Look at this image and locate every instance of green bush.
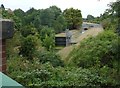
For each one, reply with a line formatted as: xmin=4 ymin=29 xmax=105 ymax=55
xmin=19 ymin=35 xmax=38 ymax=59
xmin=101 ymin=18 xmax=111 ymax=30
xmin=20 ymin=25 xmax=37 ymax=37
xmin=6 ymin=31 xmax=21 ymax=58
xmin=36 ymin=51 xmax=64 ymax=67
xmin=13 ymin=65 xmax=119 ymax=87
xmin=40 ymin=26 xmax=55 ymax=51
xmin=7 ymin=55 xmax=119 ymax=87
xmin=67 ymin=30 xmax=119 ymax=68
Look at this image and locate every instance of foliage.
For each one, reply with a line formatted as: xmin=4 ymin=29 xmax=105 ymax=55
xmin=40 ymin=26 xmax=55 ymax=51
xmin=67 ymin=30 xmax=119 ymax=68
xmin=40 ymin=6 xmax=61 ymax=27
xmin=36 ymin=51 xmax=64 ymax=67
xmin=87 ymin=14 xmax=95 ymax=21
xmin=100 ymin=13 xmax=117 ymax=31
xmin=94 ymin=0 xmax=120 ymax=33
xmin=114 ymin=0 xmax=120 ymax=35
xmin=14 ymin=9 xmax=25 ymax=19
xmin=13 ymin=6 xmax=66 ymax=33
xmin=42 ymin=35 xmax=55 ymax=51
xmin=6 ymin=31 xmax=21 ymax=58
xmin=20 ymin=25 xmax=37 ymax=37
xmin=19 ymin=35 xmax=38 ymax=59
xmin=3 ymin=2 xmax=120 ymax=88
xmin=52 ymin=15 xmax=67 ymax=33
xmin=7 ymin=61 xmax=120 ymax=87
xmin=100 ymin=18 xmax=109 ymax=29
xmin=63 ymin=8 xmax=82 ymax=29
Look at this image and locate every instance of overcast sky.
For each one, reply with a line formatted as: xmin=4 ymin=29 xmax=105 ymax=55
xmin=0 ymin=0 xmax=116 ymax=18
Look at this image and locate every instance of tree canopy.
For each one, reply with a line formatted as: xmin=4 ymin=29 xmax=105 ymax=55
xmin=63 ymin=8 xmax=82 ymax=29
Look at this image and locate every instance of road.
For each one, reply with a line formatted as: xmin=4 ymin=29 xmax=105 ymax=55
xmin=57 ymin=22 xmax=104 ymax=62
xmin=71 ymin=22 xmax=103 ymax=44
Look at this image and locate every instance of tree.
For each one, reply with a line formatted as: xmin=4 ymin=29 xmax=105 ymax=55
xmin=14 ymin=9 xmax=25 ymax=19
xmin=63 ymin=8 xmax=82 ymax=29
xmin=52 ymin=15 xmax=67 ymax=33
xmin=101 ymin=18 xmax=111 ymax=30
xmin=37 ymin=51 xmax=64 ymax=67
xmin=40 ymin=26 xmax=55 ymax=51
xmin=87 ymin=14 xmax=94 ymax=21
xmin=40 ymin=8 xmax=55 ymax=27
xmin=20 ymin=25 xmax=37 ymax=37
xmin=114 ymin=0 xmax=120 ymax=35
xmin=40 ymin=6 xmax=61 ymax=27
xmin=49 ymin=6 xmax=62 ymax=19
xmin=108 ymin=0 xmax=120 ymax=35
xmin=43 ymin=35 xmax=55 ymax=51
xmin=23 ymin=8 xmax=40 ymax=27
xmin=19 ymin=35 xmax=38 ymax=59
xmin=26 ymin=7 xmax=36 ymax=15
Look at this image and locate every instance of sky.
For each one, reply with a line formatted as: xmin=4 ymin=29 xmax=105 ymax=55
xmin=0 ymin=0 xmax=116 ymax=18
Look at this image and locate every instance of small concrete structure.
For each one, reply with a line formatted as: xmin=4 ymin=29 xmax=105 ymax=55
xmin=55 ymin=29 xmax=72 ymax=46
xmin=55 ymin=33 xmax=67 ymax=46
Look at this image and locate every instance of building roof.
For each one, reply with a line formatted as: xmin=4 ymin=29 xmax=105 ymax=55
xmin=0 ymin=19 xmax=12 ymax=22
xmin=55 ymin=33 xmax=66 ymax=37
xmin=0 ymin=72 xmax=24 ymax=88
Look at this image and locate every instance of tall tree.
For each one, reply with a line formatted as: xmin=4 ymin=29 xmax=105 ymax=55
xmin=40 ymin=6 xmax=62 ymax=27
xmin=19 ymin=35 xmax=38 ymax=59
xmin=14 ymin=9 xmax=25 ymax=18
xmin=87 ymin=15 xmax=94 ymax=20
xmin=63 ymin=8 xmax=82 ymax=29
xmin=52 ymin=15 xmax=67 ymax=33
xmin=49 ymin=6 xmax=62 ymax=19
xmin=108 ymin=0 xmax=120 ymax=34
xmin=40 ymin=26 xmax=55 ymax=51
xmin=40 ymin=8 xmax=55 ymax=27
xmin=114 ymin=0 xmax=120 ymax=35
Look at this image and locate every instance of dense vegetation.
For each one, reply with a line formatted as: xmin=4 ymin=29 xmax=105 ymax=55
xmin=67 ymin=30 xmax=119 ymax=67
xmin=63 ymin=8 xmax=82 ymax=29
xmin=1 ymin=0 xmax=120 ymax=87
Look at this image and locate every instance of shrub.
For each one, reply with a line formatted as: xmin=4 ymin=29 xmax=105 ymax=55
xmin=67 ymin=30 xmax=119 ymax=68
xmin=14 ymin=66 xmax=120 ymax=87
xmin=20 ymin=26 xmax=37 ymax=37
xmin=36 ymin=51 xmax=64 ymax=67
xmin=40 ymin=26 xmax=55 ymax=51
xmin=19 ymin=35 xmax=38 ymax=59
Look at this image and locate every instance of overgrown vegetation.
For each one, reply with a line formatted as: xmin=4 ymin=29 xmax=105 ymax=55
xmin=67 ymin=30 xmax=119 ymax=68
xmin=63 ymin=8 xmax=82 ymax=29
xmin=7 ymin=62 xmax=120 ymax=87
xmin=1 ymin=0 xmax=120 ymax=87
